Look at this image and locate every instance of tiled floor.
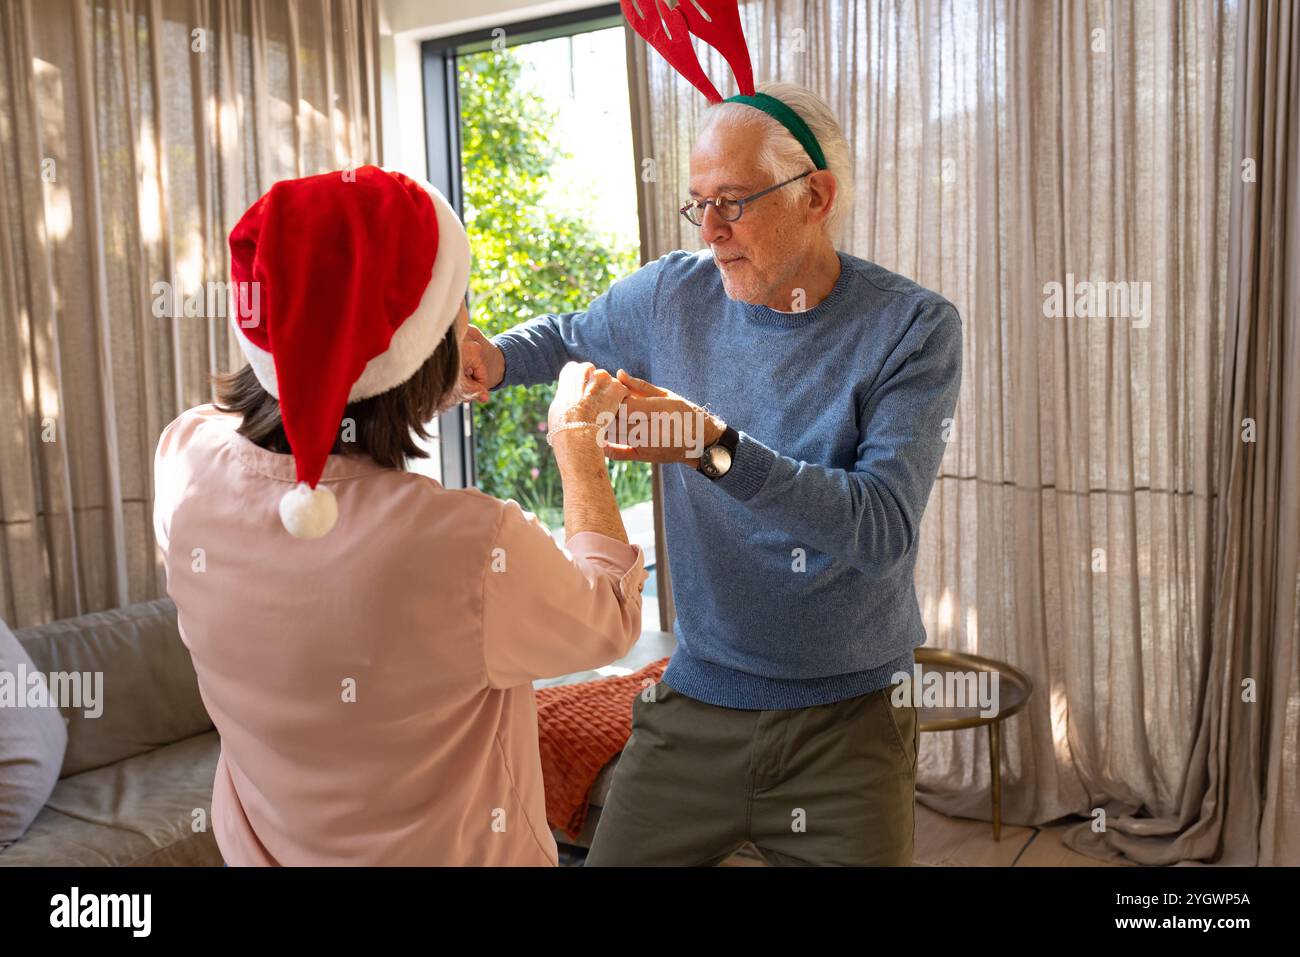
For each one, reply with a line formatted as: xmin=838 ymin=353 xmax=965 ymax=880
xmin=559 ymin=804 xmax=1125 ymax=866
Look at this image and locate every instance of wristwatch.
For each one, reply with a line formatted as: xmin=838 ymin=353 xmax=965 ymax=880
xmin=699 ymin=425 xmax=739 ymax=480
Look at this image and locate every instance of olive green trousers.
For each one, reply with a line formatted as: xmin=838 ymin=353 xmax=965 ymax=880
xmin=585 ymin=680 xmax=919 ymax=866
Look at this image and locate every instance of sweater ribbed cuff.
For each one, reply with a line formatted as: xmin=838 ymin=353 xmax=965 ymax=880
xmin=713 ymin=430 xmax=775 ymax=502
xmin=489 ymin=334 xmax=521 ymax=391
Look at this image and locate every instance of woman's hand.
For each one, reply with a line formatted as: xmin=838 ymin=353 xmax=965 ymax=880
xmin=547 ymin=363 xmax=631 ymax=543
xmin=547 ymin=361 xmax=629 ymax=435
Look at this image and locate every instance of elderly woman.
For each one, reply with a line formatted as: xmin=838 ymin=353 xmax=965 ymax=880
xmin=152 ymin=166 xmax=645 ymax=866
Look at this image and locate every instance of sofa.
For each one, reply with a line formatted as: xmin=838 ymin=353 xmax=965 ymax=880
xmin=0 ymin=598 xmax=673 ymax=865
xmin=0 ymin=599 xmax=222 ymax=866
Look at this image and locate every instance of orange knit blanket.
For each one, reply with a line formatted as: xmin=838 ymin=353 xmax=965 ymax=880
xmin=534 ymin=657 xmax=669 ymax=840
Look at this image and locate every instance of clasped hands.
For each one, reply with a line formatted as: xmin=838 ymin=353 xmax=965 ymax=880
xmin=459 ymin=326 xmax=724 ymax=468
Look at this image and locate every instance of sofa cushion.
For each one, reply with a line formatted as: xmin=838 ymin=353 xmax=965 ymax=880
xmin=0 ymin=618 xmax=69 ymax=849
xmin=0 ymin=730 xmax=223 ymax=866
xmin=15 ymin=599 xmax=213 ymax=777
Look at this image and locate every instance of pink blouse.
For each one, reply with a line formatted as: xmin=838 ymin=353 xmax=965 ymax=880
xmin=152 ymin=405 xmax=646 ymax=865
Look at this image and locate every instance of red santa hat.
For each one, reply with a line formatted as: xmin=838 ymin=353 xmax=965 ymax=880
xmin=227 ymin=165 xmax=470 ymax=539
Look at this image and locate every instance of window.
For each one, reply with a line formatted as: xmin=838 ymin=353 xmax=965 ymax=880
xmin=423 ymin=7 xmax=664 ymax=632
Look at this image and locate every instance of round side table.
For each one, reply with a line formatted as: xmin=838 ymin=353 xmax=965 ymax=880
xmin=912 ymin=647 xmax=1033 ymax=841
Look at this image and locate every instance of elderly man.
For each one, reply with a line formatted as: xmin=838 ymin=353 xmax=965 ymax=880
xmin=461 ymin=81 xmax=961 ymax=866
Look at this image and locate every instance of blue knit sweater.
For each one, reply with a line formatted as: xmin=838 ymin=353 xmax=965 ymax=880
xmin=492 ymin=249 xmax=962 ymax=709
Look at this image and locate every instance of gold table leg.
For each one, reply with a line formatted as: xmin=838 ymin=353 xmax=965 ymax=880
xmin=988 ymin=721 xmax=1002 ymax=841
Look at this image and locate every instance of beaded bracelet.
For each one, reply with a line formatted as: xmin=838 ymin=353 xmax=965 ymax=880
xmin=545 ymin=421 xmax=602 ymax=447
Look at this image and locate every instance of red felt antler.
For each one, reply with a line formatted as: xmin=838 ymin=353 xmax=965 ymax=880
xmin=679 ymin=0 xmax=755 ymax=97
xmin=621 ymin=0 xmax=756 ymax=103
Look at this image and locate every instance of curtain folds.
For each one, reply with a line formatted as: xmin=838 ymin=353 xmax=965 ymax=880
xmin=0 ymin=0 xmax=381 ymax=627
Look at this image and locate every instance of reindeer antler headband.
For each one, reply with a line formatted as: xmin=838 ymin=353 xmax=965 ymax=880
xmin=621 ymin=0 xmax=827 ymax=170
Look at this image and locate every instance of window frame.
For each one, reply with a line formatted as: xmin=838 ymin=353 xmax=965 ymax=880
xmin=420 ymin=4 xmax=623 ymax=490
xmin=420 ymin=5 xmax=674 ymax=632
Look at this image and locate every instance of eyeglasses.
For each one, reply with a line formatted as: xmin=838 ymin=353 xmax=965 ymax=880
xmin=679 ymin=170 xmax=814 ymax=227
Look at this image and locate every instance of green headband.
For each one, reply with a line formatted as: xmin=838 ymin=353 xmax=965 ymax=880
xmin=724 ymin=92 xmax=828 ymax=171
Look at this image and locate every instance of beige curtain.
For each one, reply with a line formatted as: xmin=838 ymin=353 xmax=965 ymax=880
xmin=1066 ymin=0 xmax=1300 ymax=867
xmin=0 ymin=0 xmax=382 ymax=628
xmin=628 ymin=0 xmax=1300 ymax=864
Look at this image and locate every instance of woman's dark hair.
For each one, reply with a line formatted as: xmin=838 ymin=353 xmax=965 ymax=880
xmin=213 ymin=326 xmax=461 ymax=470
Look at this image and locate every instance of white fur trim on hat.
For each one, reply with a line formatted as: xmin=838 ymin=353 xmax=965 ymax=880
xmin=231 ymin=172 xmax=471 ymax=402
xmin=279 ymin=482 xmax=339 ymax=539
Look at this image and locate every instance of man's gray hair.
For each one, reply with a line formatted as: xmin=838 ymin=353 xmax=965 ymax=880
xmin=700 ymin=81 xmax=853 ymax=239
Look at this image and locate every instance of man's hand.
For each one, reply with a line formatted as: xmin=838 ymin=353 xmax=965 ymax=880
xmin=602 ymin=370 xmax=725 ymax=468
xmin=458 ymin=325 xmax=505 ymax=403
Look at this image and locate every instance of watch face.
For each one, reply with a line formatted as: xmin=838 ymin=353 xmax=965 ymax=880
xmin=705 ymin=445 xmax=732 ymax=477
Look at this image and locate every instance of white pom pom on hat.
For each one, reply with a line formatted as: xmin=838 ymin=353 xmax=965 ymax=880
xmin=227 ymin=166 xmax=470 ymax=539
xmin=279 ymin=483 xmax=339 ymax=540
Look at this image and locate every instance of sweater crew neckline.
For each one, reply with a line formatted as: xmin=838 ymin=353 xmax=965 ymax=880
xmin=741 ymin=251 xmax=853 ymax=327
